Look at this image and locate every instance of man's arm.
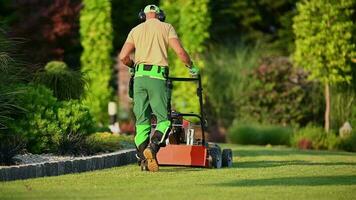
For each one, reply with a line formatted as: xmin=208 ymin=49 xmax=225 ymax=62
xmin=119 ymin=42 xmax=135 ymax=67
xmin=169 ymin=38 xmax=193 ymax=67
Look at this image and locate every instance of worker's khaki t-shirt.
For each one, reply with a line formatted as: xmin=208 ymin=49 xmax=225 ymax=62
xmin=125 ymin=18 xmax=178 ymax=67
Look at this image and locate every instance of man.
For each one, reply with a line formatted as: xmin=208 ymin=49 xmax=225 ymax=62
xmin=119 ymin=4 xmax=199 ymax=172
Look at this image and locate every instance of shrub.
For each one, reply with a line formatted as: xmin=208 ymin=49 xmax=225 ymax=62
xmin=339 ymin=131 xmax=356 ymax=152
xmin=161 ymin=0 xmax=210 ymax=115
xmin=0 ymin=133 xmax=25 ymax=165
xmin=330 ymin=85 xmax=356 ymax=130
xmin=57 ymin=100 xmax=95 ymax=155
xmin=228 ymin=121 xmax=292 ymax=145
xmin=8 ymin=84 xmax=61 ymax=154
xmin=80 ymin=0 xmax=114 ymax=124
xmin=204 ymin=43 xmax=262 ymax=127
xmin=291 ymin=125 xmax=340 ymax=150
xmin=245 ymin=56 xmax=324 ymax=126
xmin=34 ymin=61 xmax=86 ymax=101
xmin=8 ymin=84 xmax=95 ymax=155
xmin=85 ymin=132 xmax=135 ymax=154
xmin=0 ymin=29 xmax=26 ymax=129
xmin=0 ymin=29 xmax=28 ymax=164
xmin=5 ymin=0 xmax=82 ymax=67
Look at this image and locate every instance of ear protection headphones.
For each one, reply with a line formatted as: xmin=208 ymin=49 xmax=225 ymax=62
xmin=138 ymin=5 xmax=166 ymax=22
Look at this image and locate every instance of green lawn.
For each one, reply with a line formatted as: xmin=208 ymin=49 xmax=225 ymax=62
xmin=1 ymin=144 xmax=356 ymax=200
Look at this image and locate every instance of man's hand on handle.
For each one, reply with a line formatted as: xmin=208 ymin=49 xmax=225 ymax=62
xmin=188 ymin=64 xmax=199 ymax=76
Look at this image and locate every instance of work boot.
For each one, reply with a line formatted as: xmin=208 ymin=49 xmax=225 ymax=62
xmin=143 ymin=130 xmax=170 ymax=172
xmin=143 ymin=144 xmax=159 ymax=172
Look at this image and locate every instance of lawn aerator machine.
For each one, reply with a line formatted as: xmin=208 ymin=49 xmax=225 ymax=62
xmin=156 ymin=75 xmax=233 ymax=168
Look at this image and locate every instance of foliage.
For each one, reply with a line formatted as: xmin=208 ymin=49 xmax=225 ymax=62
xmin=2 ymin=0 xmax=82 ymax=68
xmin=245 ymin=57 xmax=324 ymax=126
xmin=293 ymin=0 xmax=356 ymax=83
xmin=330 ymin=85 xmax=356 ymax=130
xmin=7 ymin=84 xmax=95 ymax=155
xmin=80 ymin=0 xmax=114 ymax=125
xmin=339 ymin=131 xmax=356 ymax=152
xmin=203 ymin=43 xmax=262 ymax=127
xmin=34 ymin=61 xmax=86 ymax=100
xmin=228 ymin=121 xmax=292 ymax=145
xmin=57 ymin=100 xmax=95 ymax=155
xmin=209 ymin=0 xmax=298 ymax=53
xmin=291 ymin=125 xmax=340 ymax=150
xmin=0 ymin=133 xmax=25 ymax=165
xmin=293 ymin=0 xmax=356 ymax=132
xmin=204 ymin=47 xmax=323 ymax=128
xmin=0 ymin=29 xmax=27 ymax=165
xmin=161 ymin=0 xmax=210 ymax=115
xmin=0 ymin=30 xmax=25 ymax=129
xmin=293 ymin=0 xmax=355 ymax=85
xmin=8 ymin=84 xmax=61 ymax=154
xmin=0 ymin=86 xmax=22 ymax=129
xmin=85 ymin=132 xmax=135 ymax=154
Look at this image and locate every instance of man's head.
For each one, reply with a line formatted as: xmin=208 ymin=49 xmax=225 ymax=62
xmin=144 ymin=4 xmax=160 ymax=19
xmin=138 ymin=4 xmax=165 ymax=22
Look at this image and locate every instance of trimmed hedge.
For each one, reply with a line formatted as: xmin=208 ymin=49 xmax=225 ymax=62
xmin=228 ymin=121 xmax=292 ymax=145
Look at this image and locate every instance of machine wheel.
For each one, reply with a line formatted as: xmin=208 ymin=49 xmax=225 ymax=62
xmin=209 ymin=147 xmax=222 ymax=168
xmin=222 ymin=149 xmax=233 ymax=167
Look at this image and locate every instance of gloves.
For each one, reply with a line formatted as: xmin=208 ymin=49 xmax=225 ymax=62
xmin=189 ymin=65 xmax=199 ymax=76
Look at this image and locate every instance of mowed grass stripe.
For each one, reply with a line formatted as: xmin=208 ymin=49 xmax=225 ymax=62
xmin=0 ymin=145 xmax=355 ymax=200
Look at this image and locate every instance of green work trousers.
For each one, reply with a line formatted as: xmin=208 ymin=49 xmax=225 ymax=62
xmin=133 ymin=76 xmax=171 ymax=147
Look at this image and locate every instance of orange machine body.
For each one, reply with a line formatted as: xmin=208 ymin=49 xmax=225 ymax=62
xmin=156 ymin=144 xmax=208 ymax=167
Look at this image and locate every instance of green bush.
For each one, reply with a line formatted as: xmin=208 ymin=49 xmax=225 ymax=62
xmin=0 ymin=29 xmax=26 ymax=129
xmin=0 ymin=29 xmax=28 ymax=164
xmin=228 ymin=121 xmax=292 ymax=145
xmin=8 ymin=84 xmax=95 ymax=155
xmin=291 ymin=125 xmax=340 ymax=150
xmin=80 ymin=0 xmax=114 ymax=124
xmin=339 ymin=131 xmax=356 ymax=152
xmin=330 ymin=85 xmax=356 ymax=130
xmin=34 ymin=61 xmax=86 ymax=101
xmin=245 ymin=56 xmax=324 ymax=126
xmin=204 ymin=43 xmax=262 ymax=127
xmin=57 ymin=100 xmax=95 ymax=155
xmin=0 ymin=133 xmax=25 ymax=165
xmin=161 ymin=0 xmax=210 ymax=115
xmin=85 ymin=132 xmax=135 ymax=154
xmin=8 ymin=84 xmax=61 ymax=154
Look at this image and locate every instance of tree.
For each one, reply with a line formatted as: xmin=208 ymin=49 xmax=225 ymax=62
xmin=293 ymin=0 xmax=356 ymax=132
xmin=80 ymin=0 xmax=114 ymax=125
xmin=161 ymin=0 xmax=211 ymax=115
xmin=3 ymin=0 xmax=82 ymax=69
xmin=209 ymin=0 xmax=298 ymax=53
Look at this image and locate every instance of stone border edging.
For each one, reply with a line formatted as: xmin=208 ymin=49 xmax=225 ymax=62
xmin=0 ymin=149 xmax=136 ymax=182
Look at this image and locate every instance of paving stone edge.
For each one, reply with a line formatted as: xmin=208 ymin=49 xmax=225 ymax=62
xmin=0 ymin=149 xmax=136 ymax=181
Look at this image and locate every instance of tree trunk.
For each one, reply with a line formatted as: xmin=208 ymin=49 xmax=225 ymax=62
xmin=324 ymin=82 xmax=330 ymax=133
